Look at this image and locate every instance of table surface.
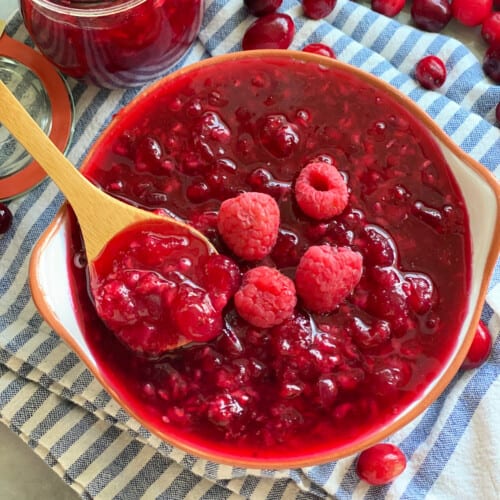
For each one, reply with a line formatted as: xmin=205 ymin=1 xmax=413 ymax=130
xmin=0 ymin=1 xmax=490 ymax=499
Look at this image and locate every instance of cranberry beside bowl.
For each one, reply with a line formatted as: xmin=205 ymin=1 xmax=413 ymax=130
xmin=29 ymin=51 xmax=500 ymax=468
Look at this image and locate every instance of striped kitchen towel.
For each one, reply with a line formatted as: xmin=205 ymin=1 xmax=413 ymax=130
xmin=1 ymin=1 xmax=499 ymax=499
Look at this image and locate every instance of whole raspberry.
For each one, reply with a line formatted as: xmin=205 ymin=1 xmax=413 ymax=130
xmin=217 ymin=192 xmax=280 ymax=261
xmin=234 ymin=266 xmax=297 ymax=328
xmin=295 ymin=245 xmax=363 ymax=313
xmin=294 ymin=161 xmax=348 ymax=220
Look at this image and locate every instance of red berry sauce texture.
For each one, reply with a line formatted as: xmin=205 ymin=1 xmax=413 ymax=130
xmin=69 ymin=57 xmax=471 ymax=460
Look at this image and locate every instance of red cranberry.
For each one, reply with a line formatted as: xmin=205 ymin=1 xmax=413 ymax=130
xmin=496 ymin=102 xmax=500 ymax=123
xmin=411 ymin=0 xmax=452 ymax=32
xmin=356 ymin=443 xmax=407 ymax=485
xmin=171 ymin=284 xmax=223 ymax=342
xmin=462 ymin=320 xmax=493 ymax=369
xmin=0 ymin=202 xmax=13 ymax=234
xmin=259 ymin=114 xmax=300 ymax=157
xmin=242 ymin=13 xmax=295 ymax=50
xmin=302 ymin=43 xmax=336 ymax=58
xmin=302 ymin=0 xmax=337 ymax=20
xmin=451 ymin=0 xmax=493 ymax=26
xmin=483 ymin=46 xmax=500 ymax=82
xmin=415 ymin=55 xmax=447 ymax=89
xmin=371 ymin=0 xmax=405 ymax=17
xmin=482 ymin=12 xmax=500 ymax=47
xmin=244 ymin=0 xmax=283 ymax=16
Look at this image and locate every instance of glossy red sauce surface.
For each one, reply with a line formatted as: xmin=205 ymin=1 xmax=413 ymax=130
xmin=68 ymin=57 xmax=471 ymax=460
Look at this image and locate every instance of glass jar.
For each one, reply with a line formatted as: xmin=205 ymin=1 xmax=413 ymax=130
xmin=20 ymin=0 xmax=204 ymax=88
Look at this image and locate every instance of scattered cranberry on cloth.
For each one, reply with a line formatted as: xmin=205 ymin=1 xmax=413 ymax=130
xmin=0 ymin=1 xmax=499 ymax=499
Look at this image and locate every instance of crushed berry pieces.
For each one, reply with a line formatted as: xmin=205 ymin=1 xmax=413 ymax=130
xmin=91 ymin=222 xmax=229 ymax=356
xmin=295 ymin=245 xmax=363 ymax=313
xmin=234 ymin=266 xmax=297 ymax=328
xmin=217 ymin=191 xmax=280 ymax=261
xmin=294 ymin=161 xmax=349 ymax=220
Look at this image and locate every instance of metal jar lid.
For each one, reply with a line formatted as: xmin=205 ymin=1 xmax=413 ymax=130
xmin=0 ymin=20 xmax=73 ymax=201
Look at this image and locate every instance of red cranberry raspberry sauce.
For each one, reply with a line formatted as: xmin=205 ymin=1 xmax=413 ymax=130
xmin=20 ymin=0 xmax=204 ymax=88
xmin=70 ymin=57 xmax=471 ymax=459
xmin=89 ymin=220 xmax=240 ymax=357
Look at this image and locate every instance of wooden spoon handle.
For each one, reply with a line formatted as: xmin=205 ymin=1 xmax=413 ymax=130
xmin=0 ymin=80 xmax=97 ymax=210
xmin=0 ymin=80 xmax=216 ymax=261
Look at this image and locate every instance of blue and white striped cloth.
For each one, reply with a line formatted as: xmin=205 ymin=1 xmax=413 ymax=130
xmin=1 ymin=1 xmax=499 ymax=498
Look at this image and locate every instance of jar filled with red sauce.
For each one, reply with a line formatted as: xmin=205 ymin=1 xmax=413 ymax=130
xmin=20 ymin=0 xmax=204 ymax=88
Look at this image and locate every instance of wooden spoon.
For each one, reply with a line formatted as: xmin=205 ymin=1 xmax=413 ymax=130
xmin=0 ymin=80 xmax=217 ymax=348
xmin=0 ymin=80 xmax=216 ymax=260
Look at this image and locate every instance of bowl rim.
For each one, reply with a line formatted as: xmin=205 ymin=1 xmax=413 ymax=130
xmin=29 ymin=49 xmax=500 ymax=469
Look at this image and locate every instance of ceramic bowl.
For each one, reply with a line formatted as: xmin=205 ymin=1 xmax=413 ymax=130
xmin=30 ymin=50 xmax=500 ymax=468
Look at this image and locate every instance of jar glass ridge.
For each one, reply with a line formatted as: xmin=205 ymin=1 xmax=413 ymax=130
xmin=20 ymin=0 xmax=205 ymax=88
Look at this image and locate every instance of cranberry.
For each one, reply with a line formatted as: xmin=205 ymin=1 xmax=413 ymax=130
xmin=482 ymin=12 xmax=500 ymax=47
xmin=461 ymin=320 xmax=493 ymax=369
xmin=483 ymin=46 xmax=500 ymax=82
xmin=259 ymin=114 xmax=300 ymax=157
xmin=171 ymin=284 xmax=223 ymax=342
xmin=302 ymin=0 xmax=337 ymax=20
xmin=415 ymin=55 xmax=447 ymax=89
xmin=244 ymin=0 xmax=283 ymax=16
xmin=371 ymin=0 xmax=405 ymax=17
xmin=411 ymin=0 xmax=452 ymax=32
xmin=302 ymin=43 xmax=336 ymax=58
xmin=356 ymin=443 xmax=407 ymax=485
xmin=242 ymin=13 xmax=295 ymax=50
xmin=0 ymin=202 xmax=13 ymax=234
xmin=496 ymin=102 xmax=500 ymax=123
xmin=451 ymin=0 xmax=493 ymax=26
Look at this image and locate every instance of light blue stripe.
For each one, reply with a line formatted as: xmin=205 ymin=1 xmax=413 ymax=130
xmin=401 ymin=354 xmax=499 ymax=498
